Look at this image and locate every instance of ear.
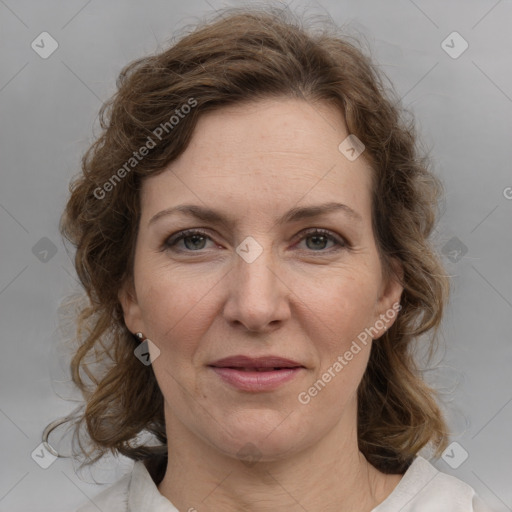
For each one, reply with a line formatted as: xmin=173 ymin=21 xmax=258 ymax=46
xmin=118 ymin=278 xmax=145 ymax=335
xmin=373 ymin=257 xmax=404 ymax=338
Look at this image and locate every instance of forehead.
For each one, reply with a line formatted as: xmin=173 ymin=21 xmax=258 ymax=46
xmin=140 ymin=97 xmax=373 ymax=222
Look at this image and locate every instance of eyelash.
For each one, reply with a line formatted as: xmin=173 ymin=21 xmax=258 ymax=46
xmin=163 ymin=228 xmax=349 ymax=254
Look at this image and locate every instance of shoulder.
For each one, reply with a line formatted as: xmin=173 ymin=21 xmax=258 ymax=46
xmin=74 ymin=470 xmax=131 ymax=512
xmin=374 ymin=456 xmax=493 ymax=512
xmin=74 ymin=459 xmax=178 ymax=512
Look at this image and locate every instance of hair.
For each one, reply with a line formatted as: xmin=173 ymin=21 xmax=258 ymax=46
xmin=60 ymin=5 xmax=450 ymax=474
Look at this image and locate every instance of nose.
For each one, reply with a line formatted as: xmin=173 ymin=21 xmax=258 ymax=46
xmin=222 ymin=240 xmax=291 ymax=334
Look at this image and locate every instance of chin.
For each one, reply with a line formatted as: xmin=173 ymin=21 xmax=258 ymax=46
xmin=206 ymin=408 xmax=315 ymax=462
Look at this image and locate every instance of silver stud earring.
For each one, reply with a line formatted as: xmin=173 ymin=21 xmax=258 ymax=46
xmin=135 ymin=332 xmax=145 ymax=342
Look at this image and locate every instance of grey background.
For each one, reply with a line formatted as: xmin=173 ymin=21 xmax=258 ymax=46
xmin=1 ymin=0 xmax=511 ymax=511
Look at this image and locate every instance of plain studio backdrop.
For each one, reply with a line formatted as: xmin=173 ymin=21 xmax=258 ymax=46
xmin=0 ymin=0 xmax=511 ymax=511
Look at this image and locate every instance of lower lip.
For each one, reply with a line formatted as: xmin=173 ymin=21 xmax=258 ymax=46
xmin=209 ymin=367 xmax=304 ymax=392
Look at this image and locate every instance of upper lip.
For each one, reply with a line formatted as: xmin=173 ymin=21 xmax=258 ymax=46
xmin=209 ymin=355 xmax=304 ymax=369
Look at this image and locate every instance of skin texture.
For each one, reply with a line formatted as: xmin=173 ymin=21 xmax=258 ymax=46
xmin=119 ymin=97 xmax=404 ymax=511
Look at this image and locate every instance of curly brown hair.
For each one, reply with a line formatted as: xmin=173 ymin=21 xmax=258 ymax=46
xmin=60 ymin=5 xmax=450 ymax=474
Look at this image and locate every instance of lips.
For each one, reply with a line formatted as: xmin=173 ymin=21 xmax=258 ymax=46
xmin=208 ymin=355 xmax=305 ymax=392
xmin=208 ymin=355 xmax=304 ymax=370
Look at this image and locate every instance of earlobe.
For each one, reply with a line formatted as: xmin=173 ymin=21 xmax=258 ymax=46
xmin=118 ymin=279 xmax=143 ymax=335
xmin=118 ymin=278 xmax=134 ymax=309
xmin=382 ymin=257 xmax=404 ymax=303
xmin=390 ymin=257 xmax=404 ymax=286
xmin=375 ymin=258 xmax=404 ymax=335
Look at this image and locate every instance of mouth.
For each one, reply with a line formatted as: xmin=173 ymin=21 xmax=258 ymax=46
xmin=223 ymin=367 xmax=297 ymax=371
xmin=209 ymin=355 xmax=304 ymax=370
xmin=208 ymin=355 xmax=305 ymax=392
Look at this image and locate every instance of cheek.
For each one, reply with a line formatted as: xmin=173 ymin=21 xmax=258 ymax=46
xmin=300 ymin=274 xmax=376 ymax=404
xmin=136 ymin=272 xmax=213 ymax=398
xmin=309 ymin=269 xmax=379 ymax=351
xmin=134 ymin=261 xmax=222 ymax=357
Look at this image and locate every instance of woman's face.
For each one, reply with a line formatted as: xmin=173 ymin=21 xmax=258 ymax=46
xmin=120 ymin=97 xmax=403 ymax=462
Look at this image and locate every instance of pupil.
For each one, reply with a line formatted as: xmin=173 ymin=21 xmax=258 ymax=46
xmin=307 ymin=235 xmax=327 ymax=250
xmin=185 ymin=235 xmax=206 ymax=250
xmin=183 ymin=234 xmax=328 ymax=251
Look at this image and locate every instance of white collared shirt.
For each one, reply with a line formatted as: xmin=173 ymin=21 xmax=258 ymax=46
xmin=75 ymin=456 xmax=492 ymax=511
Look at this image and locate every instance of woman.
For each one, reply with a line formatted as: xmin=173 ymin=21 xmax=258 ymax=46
xmin=55 ymin=6 xmax=491 ymax=511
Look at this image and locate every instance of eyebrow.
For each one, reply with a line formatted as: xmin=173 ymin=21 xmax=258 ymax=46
xmin=148 ymin=201 xmax=363 ymax=227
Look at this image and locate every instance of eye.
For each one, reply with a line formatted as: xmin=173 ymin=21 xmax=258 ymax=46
xmin=163 ymin=229 xmax=216 ymax=252
xmin=294 ymin=228 xmax=348 ymax=252
xmin=163 ymin=227 xmax=348 ymax=254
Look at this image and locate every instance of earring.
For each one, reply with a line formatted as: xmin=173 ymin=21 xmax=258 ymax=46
xmin=135 ymin=332 xmax=145 ymax=342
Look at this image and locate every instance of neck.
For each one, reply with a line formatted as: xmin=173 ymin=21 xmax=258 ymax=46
xmin=157 ymin=405 xmax=401 ymax=512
